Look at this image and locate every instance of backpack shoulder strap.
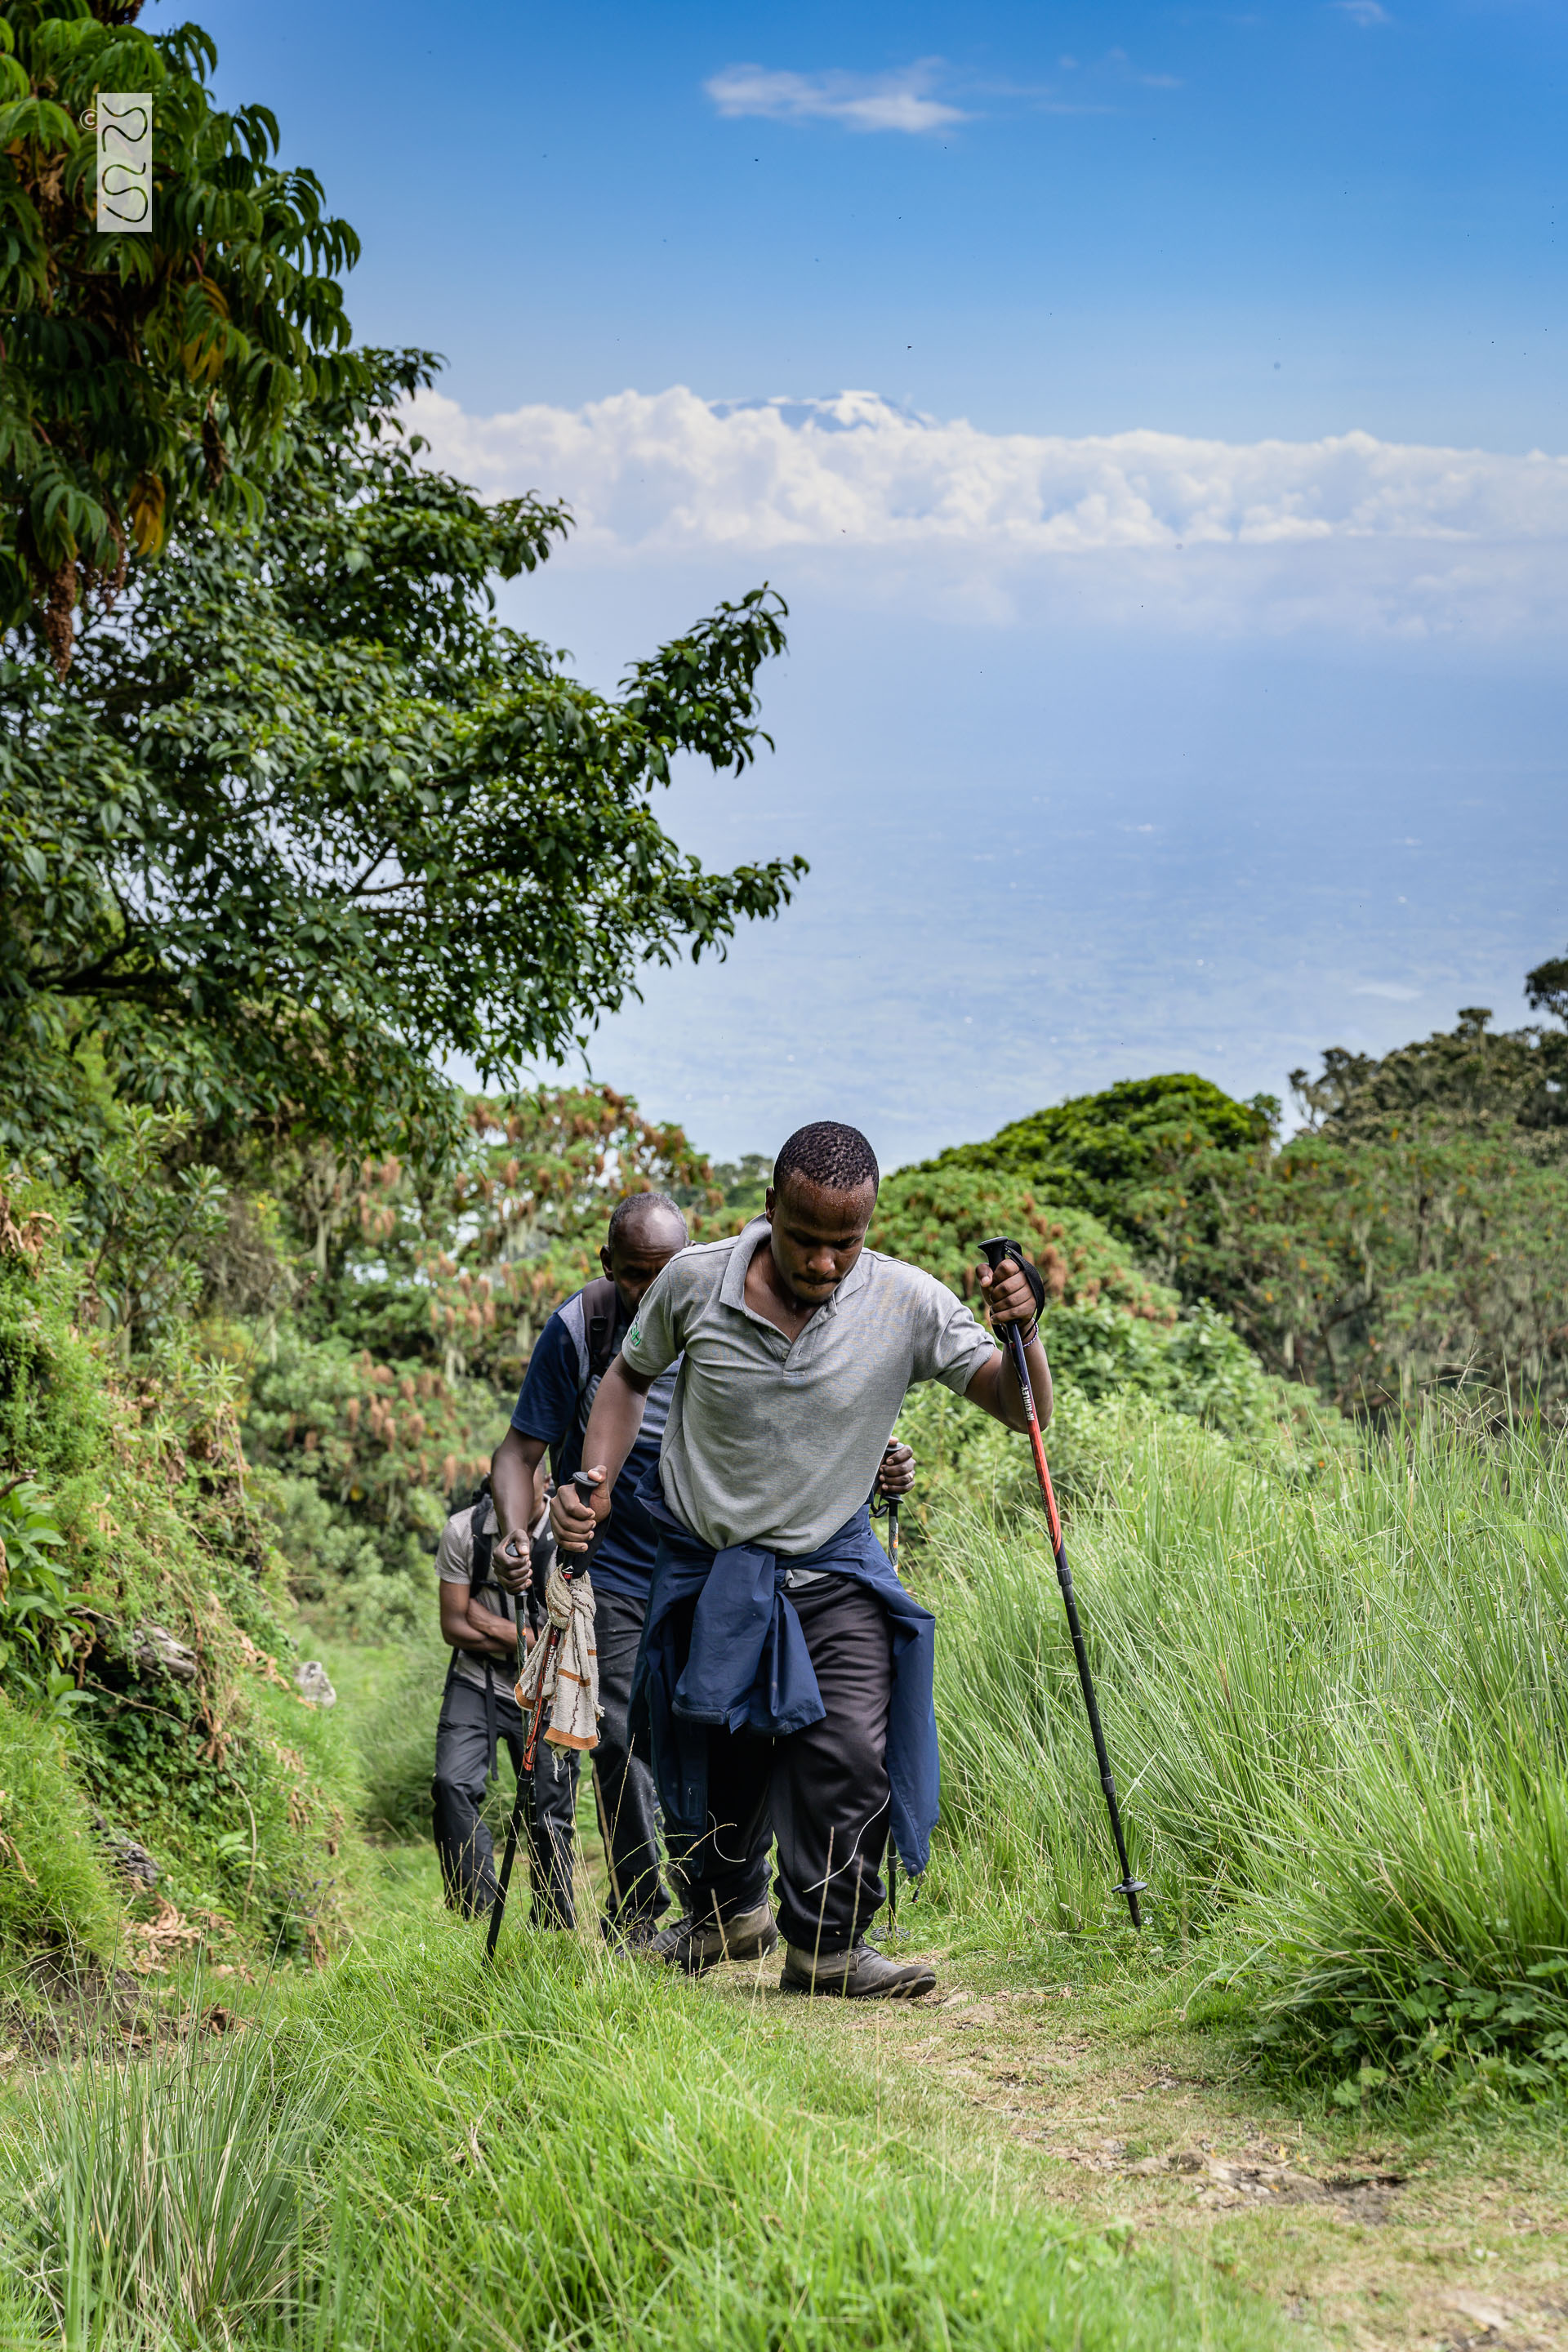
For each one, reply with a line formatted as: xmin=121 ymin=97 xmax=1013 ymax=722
xmin=578 ymin=1275 xmax=621 ymax=1383
xmin=468 ymin=1478 xmax=494 ymax=1596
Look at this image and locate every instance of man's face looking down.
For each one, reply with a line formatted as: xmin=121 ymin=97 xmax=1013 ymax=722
xmin=601 ymin=1207 xmax=686 ymax=1320
xmin=764 ymin=1172 xmax=878 ymax=1312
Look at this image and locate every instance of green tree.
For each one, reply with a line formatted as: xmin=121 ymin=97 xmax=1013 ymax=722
xmin=1290 ymin=999 xmax=1568 ymax=1155
xmin=292 ymin=1081 xmax=723 ymax=1389
xmin=0 ymin=351 xmax=804 ymax=1165
xmin=1150 ymin=1128 xmax=1568 ymax=1410
xmin=868 ymin=1165 xmax=1176 ymax=1323
xmin=0 ymin=0 xmax=363 ymax=672
xmin=915 ymin=1073 xmax=1276 ymax=1268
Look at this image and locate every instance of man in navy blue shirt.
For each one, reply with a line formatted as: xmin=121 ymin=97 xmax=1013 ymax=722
xmin=490 ymin=1191 xmax=688 ymax=1946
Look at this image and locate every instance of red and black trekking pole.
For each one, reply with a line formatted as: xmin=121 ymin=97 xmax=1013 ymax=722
xmin=979 ymin=1237 xmax=1146 ymax=1931
xmin=869 ymin=1441 xmax=904 ymax=1935
xmin=484 ymin=1472 xmax=593 ymax=1962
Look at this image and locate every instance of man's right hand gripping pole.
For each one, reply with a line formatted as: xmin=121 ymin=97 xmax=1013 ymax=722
xmin=552 ymin=1467 xmax=607 ymax=1557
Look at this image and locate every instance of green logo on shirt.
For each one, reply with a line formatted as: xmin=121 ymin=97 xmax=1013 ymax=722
xmin=627 ymin=1320 xmax=640 ymax=1351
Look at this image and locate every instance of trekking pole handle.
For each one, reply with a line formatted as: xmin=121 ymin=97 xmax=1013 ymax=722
xmin=557 ymin=1469 xmax=600 ymax=1561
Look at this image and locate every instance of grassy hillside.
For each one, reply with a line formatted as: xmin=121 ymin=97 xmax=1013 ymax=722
xmin=0 ymin=1186 xmax=368 ymax=1976
xmin=2 ymin=1400 xmax=1565 ymax=2346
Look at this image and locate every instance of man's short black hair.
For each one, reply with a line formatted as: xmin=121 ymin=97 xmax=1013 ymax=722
xmin=773 ymin=1122 xmax=880 ymax=1199
xmin=607 ymin=1191 xmax=688 ymax=1250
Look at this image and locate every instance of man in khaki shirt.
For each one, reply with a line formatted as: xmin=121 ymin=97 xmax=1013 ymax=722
xmin=552 ymin=1119 xmax=1049 ymax=2001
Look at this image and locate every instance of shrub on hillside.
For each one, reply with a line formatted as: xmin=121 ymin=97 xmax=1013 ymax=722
xmin=868 ymin=1166 xmax=1335 ymax=1503
xmin=869 ymin=1167 xmax=1175 ymax=1323
xmin=911 ymin=1075 xmax=1273 ymax=1236
xmin=0 ymin=1693 xmax=118 ymax=1960
xmin=0 ymin=1187 xmax=368 ymax=1965
xmin=243 ymin=1330 xmax=502 ymax=1635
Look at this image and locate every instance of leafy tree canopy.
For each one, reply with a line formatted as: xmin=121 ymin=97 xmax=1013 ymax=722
xmin=0 ymin=0 xmax=364 ymax=672
xmin=915 ymin=1073 xmax=1275 ymax=1241
xmin=899 ymin=978 xmax=1568 ymax=1413
xmin=868 ymin=1165 xmax=1176 ymax=1324
xmin=0 ymin=351 xmax=804 ymax=1166
xmin=1145 ymin=1126 xmax=1568 ymax=1412
xmin=1290 ymin=997 xmax=1568 ymax=1153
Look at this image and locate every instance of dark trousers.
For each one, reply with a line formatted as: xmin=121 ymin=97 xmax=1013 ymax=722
xmin=592 ymin=1584 xmax=668 ymax=1927
xmin=432 ymin=1671 xmax=580 ymax=1926
xmin=668 ymin=1575 xmax=894 ymax=1957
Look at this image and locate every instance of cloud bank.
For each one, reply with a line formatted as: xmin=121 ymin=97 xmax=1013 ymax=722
xmin=704 ymin=61 xmax=967 ymax=134
xmin=409 ymin=385 xmax=1568 ymax=639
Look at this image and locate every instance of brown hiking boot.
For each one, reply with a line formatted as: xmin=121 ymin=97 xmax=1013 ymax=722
xmin=781 ymin=1941 xmax=938 ymax=2000
xmin=644 ymin=1902 xmax=778 ymax=1976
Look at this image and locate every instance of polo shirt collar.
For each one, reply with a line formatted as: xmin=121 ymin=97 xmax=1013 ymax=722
xmin=721 ymin=1218 xmax=772 ymax=1308
xmin=722 ymin=1217 xmax=871 ymax=1316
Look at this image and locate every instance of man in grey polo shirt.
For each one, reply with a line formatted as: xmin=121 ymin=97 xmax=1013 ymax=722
xmin=551 ymin=1118 xmax=1049 ymax=2001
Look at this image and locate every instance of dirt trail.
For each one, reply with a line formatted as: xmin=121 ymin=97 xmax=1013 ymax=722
xmin=715 ymin=1967 xmax=1568 ymax=2352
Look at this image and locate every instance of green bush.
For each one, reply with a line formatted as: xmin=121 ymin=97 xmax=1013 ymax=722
xmin=870 ymin=1164 xmax=1176 ymax=1321
xmin=0 ymin=1694 xmax=118 ymax=1959
xmin=243 ymin=1328 xmax=501 ymax=1636
xmin=870 ymin=1165 xmax=1339 ymax=1482
xmin=911 ymin=1073 xmax=1272 ymax=1233
xmin=0 ymin=1187 xmax=372 ymax=1968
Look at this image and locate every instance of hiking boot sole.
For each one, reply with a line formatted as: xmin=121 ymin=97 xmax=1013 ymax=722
xmin=781 ymin=1957 xmax=938 ymax=2000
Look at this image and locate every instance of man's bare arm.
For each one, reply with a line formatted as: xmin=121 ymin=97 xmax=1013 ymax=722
xmin=490 ymin=1427 xmax=547 ymax=1592
xmin=548 ymin=1357 xmax=656 ymax=1549
xmin=439 ymin=1579 xmax=515 ymax=1655
xmin=963 ymin=1258 xmax=1054 ymax=1434
xmin=965 ymin=1342 xmax=1054 ymax=1434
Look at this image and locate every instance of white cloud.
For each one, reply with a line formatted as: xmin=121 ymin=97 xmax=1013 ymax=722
xmin=1334 ymin=1 xmax=1391 ymax=25
xmin=409 ymin=385 xmax=1568 ymax=640
xmin=704 ymin=61 xmax=967 ymax=134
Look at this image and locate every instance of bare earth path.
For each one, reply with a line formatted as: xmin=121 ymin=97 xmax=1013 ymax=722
xmin=707 ymin=1958 xmax=1568 ymax=2352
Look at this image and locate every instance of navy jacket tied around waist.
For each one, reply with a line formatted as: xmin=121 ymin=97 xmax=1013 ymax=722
xmin=630 ymin=1493 xmax=940 ymax=1878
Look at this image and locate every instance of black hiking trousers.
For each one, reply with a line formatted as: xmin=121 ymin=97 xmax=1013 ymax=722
xmin=592 ymin=1584 xmax=669 ymax=1930
xmin=665 ymin=1574 xmax=895 ymax=1958
xmin=431 ymin=1672 xmax=579 ymax=1927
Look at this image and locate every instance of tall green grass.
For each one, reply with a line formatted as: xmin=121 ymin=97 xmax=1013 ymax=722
xmin=0 ymin=1931 xmax=1272 ymax=2351
xmin=924 ymin=1399 xmax=1568 ymax=2085
xmin=326 ymin=1631 xmax=450 ymax=1841
xmin=0 ymin=2003 xmax=343 ymax=2347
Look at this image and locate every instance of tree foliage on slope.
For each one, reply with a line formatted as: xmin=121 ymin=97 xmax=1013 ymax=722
xmin=0 ymin=1155 xmax=363 ymax=1962
xmin=930 ymin=981 xmax=1568 ymax=1412
xmin=0 ymin=0 xmax=363 ymax=674
xmin=1290 ymin=987 xmax=1568 ymax=1156
xmin=869 ymin=1165 xmax=1320 ymax=1456
xmin=239 ymin=1083 xmax=732 ymax=1633
xmin=915 ymin=1074 xmax=1275 ymax=1254
xmin=1 ymin=350 xmax=804 ymax=1165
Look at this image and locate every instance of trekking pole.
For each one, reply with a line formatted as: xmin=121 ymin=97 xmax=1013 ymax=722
xmin=484 ymin=1473 xmax=592 ymax=1962
xmin=865 ymin=1439 xmax=911 ymax=1938
xmin=978 ymin=1237 xmax=1146 ymax=1931
xmin=871 ymin=1440 xmax=903 ymax=1934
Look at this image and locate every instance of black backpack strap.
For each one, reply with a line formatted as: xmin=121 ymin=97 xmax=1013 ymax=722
xmin=579 ymin=1275 xmax=621 ymax=1383
xmin=468 ymin=1477 xmax=494 ymax=1597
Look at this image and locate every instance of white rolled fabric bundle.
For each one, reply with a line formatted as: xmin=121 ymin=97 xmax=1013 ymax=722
xmin=514 ymin=1565 xmax=599 ymax=1752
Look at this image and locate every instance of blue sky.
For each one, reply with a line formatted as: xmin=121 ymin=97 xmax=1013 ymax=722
xmin=198 ymin=1 xmax=1567 ymax=1166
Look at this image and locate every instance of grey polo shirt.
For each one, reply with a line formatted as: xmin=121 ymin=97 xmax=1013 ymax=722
xmin=621 ymin=1217 xmax=997 ymax=1556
